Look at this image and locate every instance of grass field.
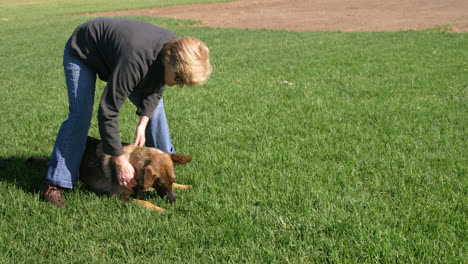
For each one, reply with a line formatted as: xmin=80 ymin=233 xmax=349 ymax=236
xmin=0 ymin=0 xmax=467 ymax=263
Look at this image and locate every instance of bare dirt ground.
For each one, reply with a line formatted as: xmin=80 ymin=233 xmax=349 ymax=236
xmin=85 ymin=0 xmax=468 ymax=32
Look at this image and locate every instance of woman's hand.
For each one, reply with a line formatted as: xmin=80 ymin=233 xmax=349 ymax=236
xmin=134 ymin=115 xmax=150 ymax=147
xmin=112 ymin=155 xmax=137 ymax=190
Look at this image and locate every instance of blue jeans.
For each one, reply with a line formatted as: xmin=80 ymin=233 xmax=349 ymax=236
xmin=45 ymin=39 xmax=174 ymax=189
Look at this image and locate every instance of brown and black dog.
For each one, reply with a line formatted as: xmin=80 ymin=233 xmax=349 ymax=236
xmin=29 ymin=137 xmax=192 ymax=212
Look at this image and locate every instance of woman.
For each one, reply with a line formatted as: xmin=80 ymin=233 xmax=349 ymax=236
xmin=42 ymin=17 xmax=212 ymax=206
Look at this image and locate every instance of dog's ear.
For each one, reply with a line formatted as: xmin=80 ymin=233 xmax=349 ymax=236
xmin=143 ymin=166 xmax=158 ymax=189
xmin=169 ymin=154 xmax=192 ymax=165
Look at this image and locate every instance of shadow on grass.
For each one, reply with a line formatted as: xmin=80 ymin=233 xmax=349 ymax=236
xmin=0 ymin=155 xmax=99 ymax=196
xmin=0 ymin=155 xmax=46 ymax=194
xmin=0 ymin=154 xmax=168 ymax=203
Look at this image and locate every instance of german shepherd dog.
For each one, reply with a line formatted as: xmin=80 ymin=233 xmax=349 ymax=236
xmin=29 ymin=137 xmax=192 ymax=212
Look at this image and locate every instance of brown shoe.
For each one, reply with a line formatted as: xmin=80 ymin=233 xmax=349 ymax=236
xmin=41 ymin=184 xmax=65 ymax=207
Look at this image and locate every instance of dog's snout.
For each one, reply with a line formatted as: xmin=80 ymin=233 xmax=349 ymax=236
xmin=155 ymin=183 xmax=176 ymax=204
xmin=168 ymin=196 xmax=175 ymax=204
xmin=167 ymin=190 xmax=176 ymax=204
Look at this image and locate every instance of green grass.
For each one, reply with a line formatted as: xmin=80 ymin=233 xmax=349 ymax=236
xmin=0 ymin=0 xmax=467 ymax=263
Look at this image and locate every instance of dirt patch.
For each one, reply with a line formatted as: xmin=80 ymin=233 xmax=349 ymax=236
xmin=83 ymin=0 xmax=468 ymax=32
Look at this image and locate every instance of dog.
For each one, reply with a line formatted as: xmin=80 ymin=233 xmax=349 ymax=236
xmin=28 ymin=137 xmax=192 ymax=212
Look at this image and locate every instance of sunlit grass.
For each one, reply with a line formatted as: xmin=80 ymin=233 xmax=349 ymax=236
xmin=0 ymin=0 xmax=467 ymax=263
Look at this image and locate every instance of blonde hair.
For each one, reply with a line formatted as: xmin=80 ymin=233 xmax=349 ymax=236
xmin=162 ymin=37 xmax=212 ymax=86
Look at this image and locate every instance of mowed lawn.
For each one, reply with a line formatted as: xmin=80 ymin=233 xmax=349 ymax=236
xmin=0 ymin=0 xmax=466 ymax=263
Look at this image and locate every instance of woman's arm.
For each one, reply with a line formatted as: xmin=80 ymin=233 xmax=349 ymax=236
xmin=134 ymin=115 xmax=150 ymax=147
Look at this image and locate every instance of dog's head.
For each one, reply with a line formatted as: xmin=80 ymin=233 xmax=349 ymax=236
xmin=138 ymin=153 xmax=192 ymax=204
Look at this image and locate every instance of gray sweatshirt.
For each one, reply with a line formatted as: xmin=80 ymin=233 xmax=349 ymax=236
xmin=69 ymin=17 xmax=177 ymax=156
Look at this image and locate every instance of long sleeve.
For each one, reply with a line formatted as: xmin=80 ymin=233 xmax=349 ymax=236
xmin=69 ymin=17 xmax=177 ymax=156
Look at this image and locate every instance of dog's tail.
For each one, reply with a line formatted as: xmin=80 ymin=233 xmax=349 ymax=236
xmin=26 ymin=156 xmax=50 ymax=167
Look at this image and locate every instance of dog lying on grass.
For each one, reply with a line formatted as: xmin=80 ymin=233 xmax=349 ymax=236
xmin=28 ymin=137 xmax=192 ymax=212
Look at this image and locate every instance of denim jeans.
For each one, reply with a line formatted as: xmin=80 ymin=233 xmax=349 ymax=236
xmin=45 ymin=39 xmax=174 ymax=189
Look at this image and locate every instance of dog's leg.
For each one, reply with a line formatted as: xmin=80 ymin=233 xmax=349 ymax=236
xmin=131 ymin=199 xmax=166 ymax=212
xmin=173 ymin=183 xmax=191 ymax=190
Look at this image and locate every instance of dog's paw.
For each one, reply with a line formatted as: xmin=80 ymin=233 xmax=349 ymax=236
xmin=132 ymin=199 xmax=166 ymax=212
xmin=148 ymin=205 xmax=166 ymax=212
xmin=173 ymin=183 xmax=191 ymax=190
